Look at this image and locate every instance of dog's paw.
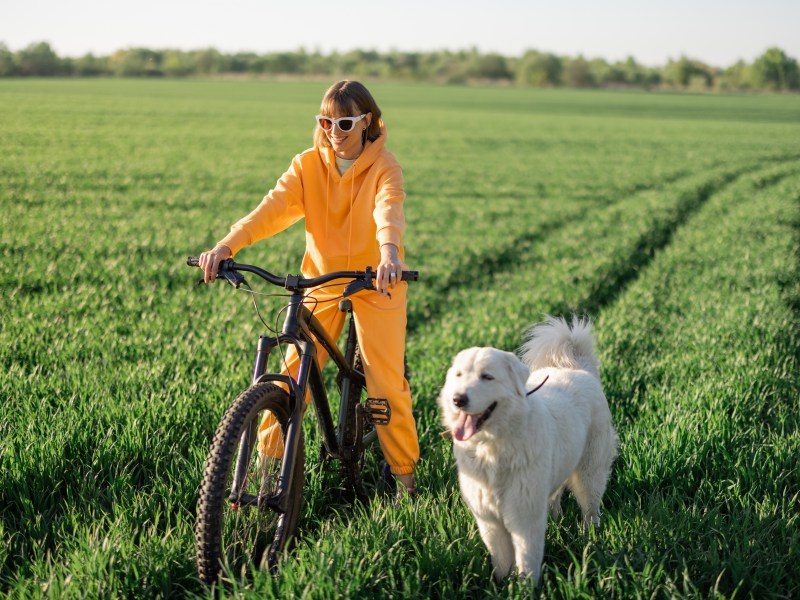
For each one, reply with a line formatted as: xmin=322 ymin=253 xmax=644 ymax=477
xmin=582 ymin=513 xmax=601 ymax=529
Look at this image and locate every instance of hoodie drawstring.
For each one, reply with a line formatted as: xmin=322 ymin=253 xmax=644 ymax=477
xmin=347 ymin=174 xmax=355 ymax=269
xmin=324 ymin=167 xmax=331 ymax=243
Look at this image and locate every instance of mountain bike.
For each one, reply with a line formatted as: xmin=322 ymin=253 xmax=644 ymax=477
xmin=186 ymin=256 xmax=417 ymax=583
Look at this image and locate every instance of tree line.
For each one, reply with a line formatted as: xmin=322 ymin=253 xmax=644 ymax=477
xmin=1 ymin=41 xmax=798 ymax=92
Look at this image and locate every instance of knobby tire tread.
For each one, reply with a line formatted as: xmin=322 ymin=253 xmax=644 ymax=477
xmin=195 ymin=383 xmax=304 ymax=584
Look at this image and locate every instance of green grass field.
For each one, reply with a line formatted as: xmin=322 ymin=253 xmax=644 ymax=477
xmin=1 ymin=79 xmax=798 ymax=599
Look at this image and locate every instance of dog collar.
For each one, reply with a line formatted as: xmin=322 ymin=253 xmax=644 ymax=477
xmin=525 ymin=375 xmax=549 ymax=396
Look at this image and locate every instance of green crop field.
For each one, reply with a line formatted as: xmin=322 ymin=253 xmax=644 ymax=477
xmin=1 ymin=79 xmax=798 ymax=598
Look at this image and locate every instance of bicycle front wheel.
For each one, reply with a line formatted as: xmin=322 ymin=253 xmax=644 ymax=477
xmin=195 ymin=383 xmax=304 ymax=584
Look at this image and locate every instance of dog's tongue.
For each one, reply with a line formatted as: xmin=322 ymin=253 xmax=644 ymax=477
xmin=453 ymin=411 xmax=478 ymax=442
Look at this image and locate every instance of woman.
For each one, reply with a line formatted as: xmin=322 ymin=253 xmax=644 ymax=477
xmin=198 ymin=80 xmax=418 ymax=496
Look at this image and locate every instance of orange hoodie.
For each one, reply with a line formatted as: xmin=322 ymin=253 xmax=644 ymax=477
xmin=218 ymin=121 xmax=405 ymax=278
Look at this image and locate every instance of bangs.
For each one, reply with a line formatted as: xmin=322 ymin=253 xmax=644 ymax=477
xmin=319 ymin=93 xmax=359 ymax=118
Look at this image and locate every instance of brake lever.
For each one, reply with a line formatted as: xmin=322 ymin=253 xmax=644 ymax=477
xmin=343 ymin=279 xmax=376 ymax=298
xmin=194 ymin=269 xmax=246 ymax=289
xmin=220 ymin=269 xmax=246 ymax=289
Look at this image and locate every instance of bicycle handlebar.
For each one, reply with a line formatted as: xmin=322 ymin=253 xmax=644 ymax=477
xmin=187 ymin=256 xmax=418 ymax=292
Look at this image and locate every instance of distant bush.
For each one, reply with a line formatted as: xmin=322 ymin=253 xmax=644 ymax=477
xmin=109 ymin=48 xmax=164 ymax=77
xmin=516 ymin=50 xmax=563 ymax=86
xmin=563 ymin=56 xmax=595 ymax=88
xmin=15 ymin=41 xmax=64 ymax=76
xmin=71 ymin=53 xmax=109 ymax=77
xmin=0 ymin=43 xmax=15 ymax=76
xmin=751 ymin=47 xmax=800 ymax=91
xmin=717 ymin=60 xmax=752 ymax=91
xmin=663 ymin=56 xmax=716 ymax=89
xmin=469 ymin=52 xmax=513 ymax=81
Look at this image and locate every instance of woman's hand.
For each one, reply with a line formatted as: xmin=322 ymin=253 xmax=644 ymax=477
xmin=198 ymin=245 xmax=232 ymax=284
xmin=377 ymin=243 xmax=402 ymax=296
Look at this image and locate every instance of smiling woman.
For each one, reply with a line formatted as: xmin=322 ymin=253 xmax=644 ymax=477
xmin=196 ymin=79 xmax=419 ymax=496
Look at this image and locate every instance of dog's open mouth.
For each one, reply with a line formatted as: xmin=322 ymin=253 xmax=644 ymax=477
xmin=452 ymin=401 xmax=498 ymax=442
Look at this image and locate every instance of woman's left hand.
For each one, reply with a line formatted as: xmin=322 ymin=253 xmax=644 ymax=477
xmin=377 ymin=243 xmax=402 ymax=297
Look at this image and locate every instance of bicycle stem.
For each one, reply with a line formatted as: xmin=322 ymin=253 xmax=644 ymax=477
xmin=282 ymin=290 xmax=304 ymax=335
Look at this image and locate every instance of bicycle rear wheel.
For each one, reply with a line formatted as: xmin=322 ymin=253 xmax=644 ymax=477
xmin=195 ymin=383 xmax=304 ymax=584
xmin=338 ymin=347 xmax=411 ymax=502
xmin=340 ymin=348 xmax=371 ymax=502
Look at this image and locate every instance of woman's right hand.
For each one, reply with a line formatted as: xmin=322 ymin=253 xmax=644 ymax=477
xmin=198 ymin=245 xmax=232 ymax=284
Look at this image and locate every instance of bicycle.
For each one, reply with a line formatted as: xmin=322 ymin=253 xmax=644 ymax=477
xmin=187 ymin=256 xmax=418 ymax=583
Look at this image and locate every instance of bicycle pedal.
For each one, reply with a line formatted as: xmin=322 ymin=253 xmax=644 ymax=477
xmin=361 ymin=398 xmax=391 ymax=426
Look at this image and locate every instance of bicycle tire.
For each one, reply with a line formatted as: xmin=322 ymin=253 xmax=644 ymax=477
xmin=195 ymin=383 xmax=304 ymax=584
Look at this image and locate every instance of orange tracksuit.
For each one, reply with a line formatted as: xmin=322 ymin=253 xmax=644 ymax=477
xmin=217 ymin=122 xmax=419 ymax=476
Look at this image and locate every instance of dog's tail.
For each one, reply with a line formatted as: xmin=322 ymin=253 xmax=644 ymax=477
xmin=519 ymin=315 xmax=600 ymax=378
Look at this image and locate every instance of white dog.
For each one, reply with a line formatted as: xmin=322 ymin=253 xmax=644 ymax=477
xmin=439 ymin=316 xmax=617 ymax=584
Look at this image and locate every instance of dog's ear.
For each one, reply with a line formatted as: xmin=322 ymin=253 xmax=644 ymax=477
xmin=503 ymin=351 xmax=530 ymax=396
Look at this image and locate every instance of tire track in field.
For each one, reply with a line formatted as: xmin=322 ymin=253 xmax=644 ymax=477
xmin=568 ymin=162 xmax=800 ymax=319
xmin=779 ymin=176 xmax=800 ymax=335
xmin=406 ymin=169 xmax=694 ymax=333
xmin=407 ymin=156 xmax=800 ymax=334
xmin=554 ymin=171 xmax=737 ymax=318
xmin=597 ymin=168 xmax=800 ymax=428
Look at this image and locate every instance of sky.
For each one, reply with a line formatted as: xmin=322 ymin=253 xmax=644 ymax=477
xmin=3 ymin=0 xmax=799 ymax=67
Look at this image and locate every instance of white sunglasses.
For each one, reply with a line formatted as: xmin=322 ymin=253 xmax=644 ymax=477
xmin=315 ymin=114 xmax=367 ymax=132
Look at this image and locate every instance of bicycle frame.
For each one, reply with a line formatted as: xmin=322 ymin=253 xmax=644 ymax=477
xmin=233 ymin=288 xmax=365 ymax=514
xmin=187 ymin=256 xmax=416 ymax=519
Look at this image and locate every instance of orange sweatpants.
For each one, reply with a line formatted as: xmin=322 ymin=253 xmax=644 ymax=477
xmin=258 ymin=283 xmax=419 ymax=476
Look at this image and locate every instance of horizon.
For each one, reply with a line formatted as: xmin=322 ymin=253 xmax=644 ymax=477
xmin=4 ymin=40 xmax=796 ymax=71
xmin=5 ymin=0 xmax=799 ymax=69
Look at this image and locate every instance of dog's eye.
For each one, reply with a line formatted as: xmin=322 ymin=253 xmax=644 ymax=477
xmin=480 ymin=373 xmax=495 ymax=381
xmin=455 ymin=371 xmax=462 ymax=378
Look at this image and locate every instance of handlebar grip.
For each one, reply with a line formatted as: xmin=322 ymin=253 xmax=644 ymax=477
xmin=187 ymin=256 xmax=200 ymax=267
xmin=402 ymin=271 xmax=419 ymax=282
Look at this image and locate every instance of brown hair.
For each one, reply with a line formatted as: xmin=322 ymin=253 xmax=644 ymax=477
xmin=314 ymin=80 xmax=383 ymax=148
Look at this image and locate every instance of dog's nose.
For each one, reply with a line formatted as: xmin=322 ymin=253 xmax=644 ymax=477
xmin=453 ymin=392 xmax=469 ymax=408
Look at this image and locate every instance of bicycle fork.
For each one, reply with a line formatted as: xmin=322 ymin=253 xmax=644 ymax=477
xmin=228 ymin=323 xmax=279 ymax=502
xmin=238 ymin=336 xmax=314 ymax=515
xmin=227 ymin=326 xmax=312 ymax=515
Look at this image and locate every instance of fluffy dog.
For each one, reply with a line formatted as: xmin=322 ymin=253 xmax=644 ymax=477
xmin=439 ymin=316 xmax=617 ymax=584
